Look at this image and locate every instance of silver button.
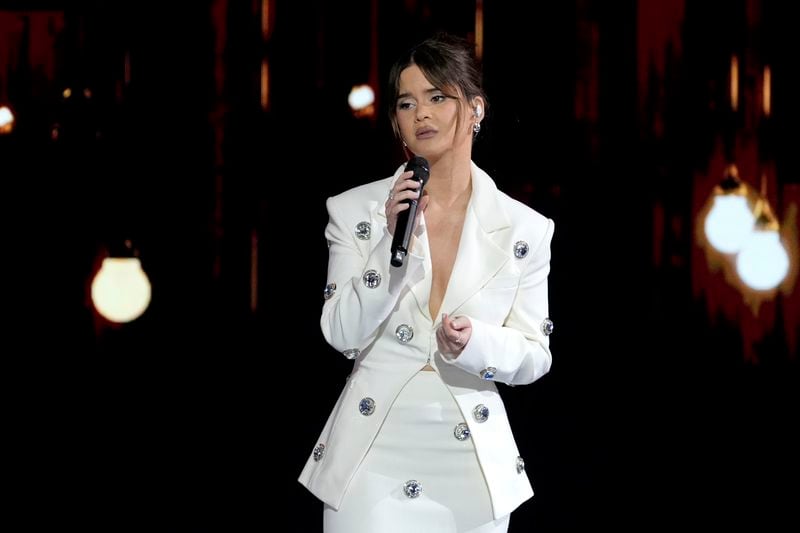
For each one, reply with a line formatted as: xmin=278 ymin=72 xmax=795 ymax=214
xmin=480 ymin=367 xmax=497 ymax=380
xmin=516 ymin=456 xmax=525 ymax=474
xmin=395 ymin=324 xmax=414 ymax=343
xmin=362 ymin=269 xmax=381 ymax=288
xmin=541 ymin=317 xmax=554 ymax=336
xmin=355 ymin=221 xmax=371 ymax=240
xmin=323 ymin=282 xmax=336 ymax=300
xmin=359 ymin=397 xmax=375 ymax=416
xmin=472 ymin=404 xmax=489 ymax=423
xmin=312 ymin=443 xmax=325 ymax=462
xmin=403 ymin=480 xmax=422 ymax=498
xmin=342 ymin=348 xmax=360 ymax=360
xmin=453 ymin=422 xmax=470 ymax=441
xmin=514 ymin=241 xmax=529 ymax=258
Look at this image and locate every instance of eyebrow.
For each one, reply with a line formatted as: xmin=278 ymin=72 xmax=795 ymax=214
xmin=397 ymin=87 xmax=440 ymax=100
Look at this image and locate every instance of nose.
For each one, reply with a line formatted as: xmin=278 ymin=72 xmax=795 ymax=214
xmin=414 ymin=103 xmax=430 ymax=122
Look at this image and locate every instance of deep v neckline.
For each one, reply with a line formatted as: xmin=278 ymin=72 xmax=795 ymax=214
xmin=426 ymin=203 xmax=469 ymax=320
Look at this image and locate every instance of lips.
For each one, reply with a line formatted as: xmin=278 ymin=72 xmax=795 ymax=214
xmin=415 ymin=127 xmax=436 ymax=139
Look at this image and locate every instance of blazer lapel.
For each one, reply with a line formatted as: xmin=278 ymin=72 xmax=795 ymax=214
xmin=438 ymin=163 xmax=512 ymax=321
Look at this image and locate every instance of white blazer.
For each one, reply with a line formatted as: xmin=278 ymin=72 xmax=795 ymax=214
xmin=299 ymin=161 xmax=554 ymax=519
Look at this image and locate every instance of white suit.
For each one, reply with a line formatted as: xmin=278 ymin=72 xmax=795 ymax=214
xmin=299 ymin=161 xmax=554 ymax=520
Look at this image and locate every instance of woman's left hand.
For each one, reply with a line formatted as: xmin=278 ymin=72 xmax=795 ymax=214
xmin=437 ymin=313 xmax=472 ymax=357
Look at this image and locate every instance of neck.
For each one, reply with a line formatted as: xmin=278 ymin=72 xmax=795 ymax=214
xmin=425 ymin=156 xmax=472 ymax=205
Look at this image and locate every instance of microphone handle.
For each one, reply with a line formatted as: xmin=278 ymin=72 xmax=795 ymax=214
xmin=390 ymin=181 xmax=421 ymax=267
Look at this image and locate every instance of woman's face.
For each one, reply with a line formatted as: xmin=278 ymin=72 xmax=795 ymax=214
xmin=395 ymin=65 xmax=471 ymax=161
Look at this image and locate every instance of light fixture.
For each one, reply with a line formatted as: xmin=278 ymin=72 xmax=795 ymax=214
xmin=348 ymin=84 xmax=376 ymax=118
xmin=703 ymin=164 xmax=755 ymax=254
xmin=0 ymin=105 xmax=15 ymax=134
xmin=91 ymin=240 xmax=152 ymax=323
xmin=735 ymin=195 xmax=790 ymax=291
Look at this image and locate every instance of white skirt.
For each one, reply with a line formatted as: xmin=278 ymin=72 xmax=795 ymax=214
xmin=323 ymin=370 xmax=510 ymax=533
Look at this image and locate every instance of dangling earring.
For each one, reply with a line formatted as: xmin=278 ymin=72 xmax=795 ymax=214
xmin=472 ymin=104 xmax=482 ymax=134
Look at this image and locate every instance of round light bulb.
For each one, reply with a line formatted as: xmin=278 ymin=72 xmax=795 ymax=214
xmin=704 ymin=195 xmax=755 ymax=254
xmin=0 ymin=105 xmax=15 ymax=134
xmin=348 ymin=84 xmax=375 ymax=111
xmin=735 ymin=231 xmax=790 ymax=291
xmin=91 ymin=257 xmax=152 ymax=323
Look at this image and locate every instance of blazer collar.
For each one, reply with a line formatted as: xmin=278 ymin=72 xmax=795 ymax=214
xmin=397 ymin=161 xmax=514 ymax=324
xmin=373 ymin=162 xmax=510 ymax=227
xmin=469 ymin=162 xmax=512 ymax=233
xmin=434 ymin=163 xmax=513 ymax=322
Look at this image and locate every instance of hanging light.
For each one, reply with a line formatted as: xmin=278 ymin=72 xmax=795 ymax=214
xmin=348 ymin=84 xmax=375 ymax=119
xmin=91 ymin=240 xmax=152 ymax=323
xmin=0 ymin=105 xmax=15 ymax=134
xmin=704 ymin=164 xmax=755 ymax=254
xmin=735 ymin=196 xmax=790 ymax=291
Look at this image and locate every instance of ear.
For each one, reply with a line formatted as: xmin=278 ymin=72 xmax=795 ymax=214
xmin=471 ymin=97 xmax=485 ymax=118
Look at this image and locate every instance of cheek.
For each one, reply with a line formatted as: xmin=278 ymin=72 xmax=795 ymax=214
xmin=445 ymin=113 xmax=464 ymax=136
xmin=397 ymin=115 xmax=414 ymax=134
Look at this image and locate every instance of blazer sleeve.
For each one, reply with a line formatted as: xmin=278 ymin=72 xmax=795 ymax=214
xmin=444 ymin=218 xmax=554 ymax=385
xmin=320 ymin=196 xmax=426 ymax=355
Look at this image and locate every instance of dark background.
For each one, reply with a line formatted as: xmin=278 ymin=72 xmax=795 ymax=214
xmin=3 ymin=1 xmax=798 ymax=531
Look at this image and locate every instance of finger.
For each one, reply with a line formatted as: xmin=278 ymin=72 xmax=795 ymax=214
xmin=400 ymin=175 xmax=423 ymax=193
xmin=394 ymin=171 xmax=416 ymax=190
xmin=389 ymin=203 xmax=411 ymax=217
xmin=436 ymin=327 xmax=448 ymax=348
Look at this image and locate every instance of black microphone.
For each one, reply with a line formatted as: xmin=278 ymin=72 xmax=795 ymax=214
xmin=390 ymin=156 xmax=430 ymax=267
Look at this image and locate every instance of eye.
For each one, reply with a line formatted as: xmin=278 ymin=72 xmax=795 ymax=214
xmin=431 ymin=94 xmax=446 ymax=103
xmin=397 ymin=101 xmax=415 ymax=111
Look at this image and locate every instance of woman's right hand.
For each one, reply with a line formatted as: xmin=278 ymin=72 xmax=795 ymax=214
xmin=385 ymin=170 xmax=429 ymax=236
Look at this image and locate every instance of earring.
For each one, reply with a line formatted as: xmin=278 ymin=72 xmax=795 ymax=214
xmin=473 ymin=122 xmax=481 ymax=134
xmin=474 ymin=105 xmax=482 ymax=118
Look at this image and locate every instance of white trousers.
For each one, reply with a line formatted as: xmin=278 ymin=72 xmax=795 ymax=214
xmin=323 ymin=371 xmax=510 ymax=533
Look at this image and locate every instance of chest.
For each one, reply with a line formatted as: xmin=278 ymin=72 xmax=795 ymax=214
xmin=425 ymin=209 xmax=467 ymax=314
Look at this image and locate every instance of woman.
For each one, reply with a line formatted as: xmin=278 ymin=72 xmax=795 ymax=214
xmin=299 ymin=33 xmax=555 ymax=533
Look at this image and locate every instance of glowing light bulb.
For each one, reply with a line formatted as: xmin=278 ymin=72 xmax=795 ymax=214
xmin=736 ymin=230 xmax=789 ymax=291
xmin=348 ymin=84 xmax=375 ymax=111
xmin=704 ymin=194 xmax=755 ymax=254
xmin=91 ymin=257 xmax=152 ymax=323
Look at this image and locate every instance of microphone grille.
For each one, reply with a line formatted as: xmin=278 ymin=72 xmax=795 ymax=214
xmin=406 ymin=156 xmax=430 ymax=184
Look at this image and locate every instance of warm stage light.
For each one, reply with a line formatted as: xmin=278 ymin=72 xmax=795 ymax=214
xmin=91 ymin=256 xmax=151 ymax=323
xmin=735 ymin=198 xmax=789 ymax=291
xmin=704 ymin=164 xmax=755 ymax=254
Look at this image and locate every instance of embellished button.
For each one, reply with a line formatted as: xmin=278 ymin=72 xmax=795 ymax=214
xmin=342 ymin=348 xmax=360 ymax=360
xmin=541 ymin=317 xmax=554 ymax=336
xmin=355 ymin=221 xmax=371 ymax=240
xmin=454 ymin=422 xmax=471 ymax=441
xmin=312 ymin=443 xmax=325 ymax=462
xmin=472 ymin=404 xmax=489 ymax=423
xmin=359 ymin=397 xmax=375 ymax=416
xmin=514 ymin=241 xmax=529 ymax=258
xmin=323 ymin=282 xmax=337 ymax=300
xmin=395 ymin=324 xmax=414 ymax=343
xmin=516 ymin=456 xmax=525 ymax=474
xmin=362 ymin=269 xmax=381 ymax=288
xmin=480 ymin=367 xmax=497 ymax=380
xmin=403 ymin=480 xmax=422 ymax=498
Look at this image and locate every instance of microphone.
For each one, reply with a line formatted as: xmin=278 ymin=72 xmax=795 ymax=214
xmin=390 ymin=156 xmax=430 ymax=267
